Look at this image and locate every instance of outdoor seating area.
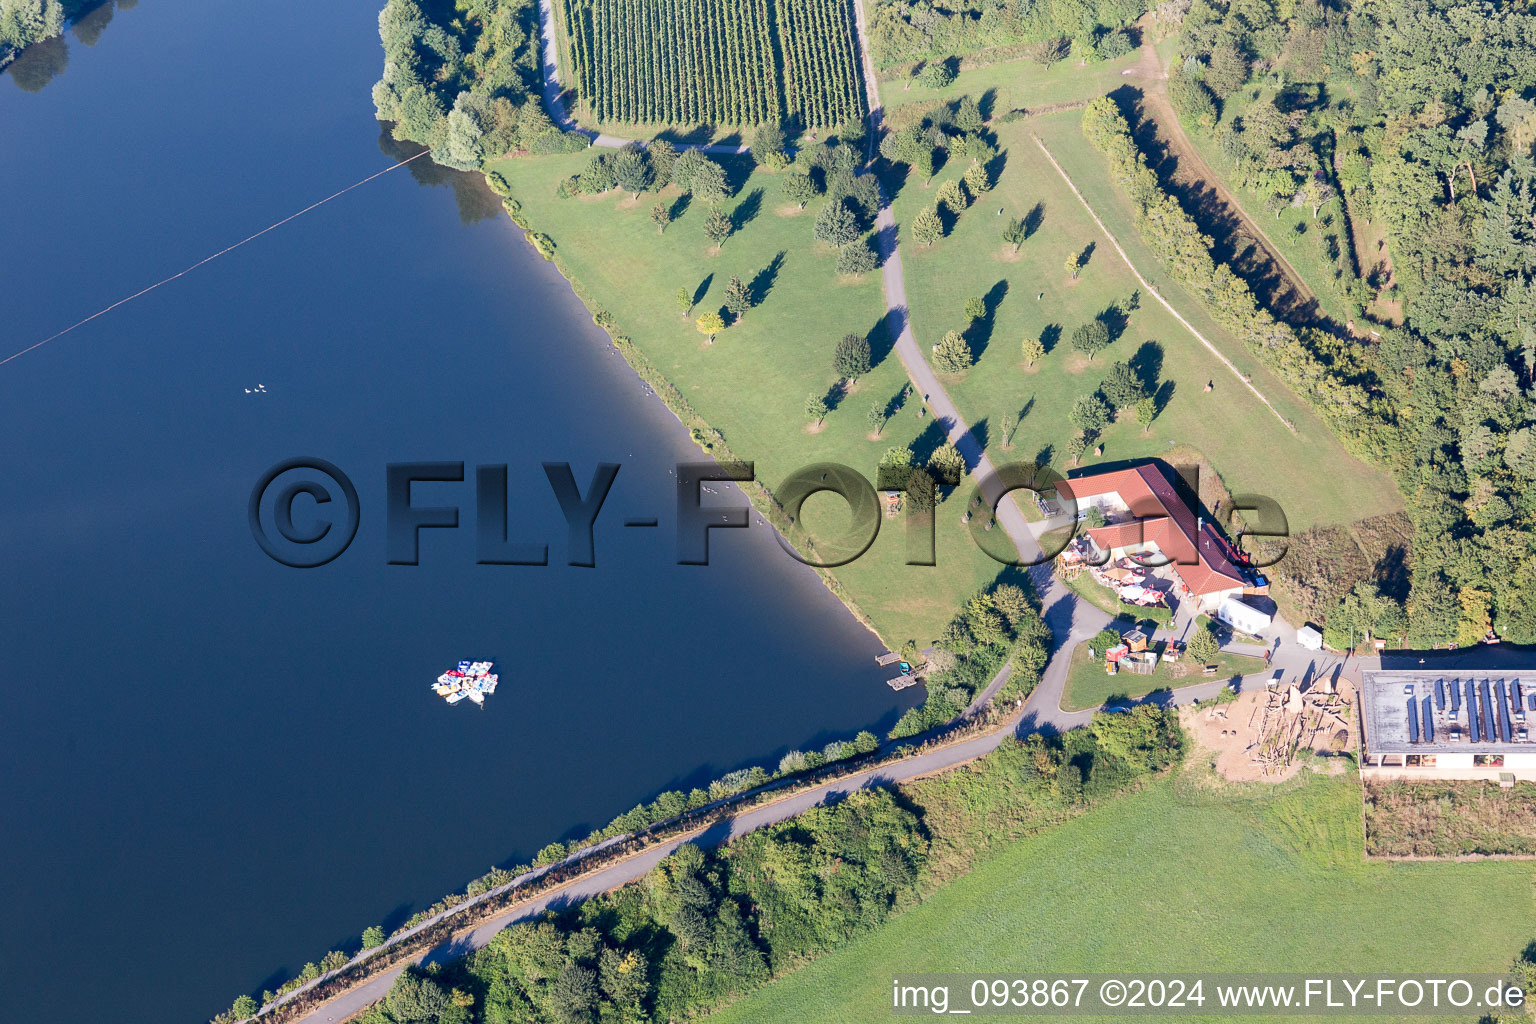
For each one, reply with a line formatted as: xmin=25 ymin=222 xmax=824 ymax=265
xmin=1058 ymin=537 xmax=1171 ymax=610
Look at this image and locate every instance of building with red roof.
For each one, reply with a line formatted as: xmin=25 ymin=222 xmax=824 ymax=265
xmin=1056 ymin=463 xmax=1260 ymax=614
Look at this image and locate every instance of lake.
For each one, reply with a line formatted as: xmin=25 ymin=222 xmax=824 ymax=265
xmin=0 ymin=3 xmax=918 ymax=1021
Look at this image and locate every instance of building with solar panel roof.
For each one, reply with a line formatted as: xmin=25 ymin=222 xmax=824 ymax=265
xmin=1360 ymin=669 xmax=1536 ymax=780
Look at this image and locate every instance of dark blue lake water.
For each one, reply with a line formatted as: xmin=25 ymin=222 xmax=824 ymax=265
xmin=0 ymin=4 xmax=915 ymax=1020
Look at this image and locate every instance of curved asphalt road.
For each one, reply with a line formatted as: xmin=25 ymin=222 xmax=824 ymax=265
xmin=273 ymin=11 xmax=1364 ymax=1023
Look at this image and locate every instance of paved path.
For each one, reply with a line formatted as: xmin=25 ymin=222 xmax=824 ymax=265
xmin=273 ymin=16 xmax=1351 ymax=1024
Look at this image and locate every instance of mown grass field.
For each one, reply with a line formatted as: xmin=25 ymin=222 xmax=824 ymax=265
xmin=1061 ymin=641 xmax=1265 ymax=711
xmin=889 ymin=107 xmax=1400 ymax=532
xmin=489 ymin=153 xmax=1006 ymax=647
xmin=876 ymin=48 xmax=1142 ymax=115
xmin=707 ymin=772 xmax=1536 ymax=1023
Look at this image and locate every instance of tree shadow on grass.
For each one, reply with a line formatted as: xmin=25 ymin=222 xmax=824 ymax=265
xmin=731 ymin=187 xmax=764 ymax=232
xmin=1040 ymin=322 xmax=1062 ymax=354
xmin=691 ymin=273 xmax=714 ymax=309
xmin=1129 ymin=340 xmax=1164 ymax=392
xmin=1153 ymin=378 xmax=1176 ymax=416
xmin=978 ymin=86 xmax=999 ymax=122
xmin=910 ymin=418 xmax=951 ymax=467
xmin=1096 ymin=301 xmax=1129 ymax=343
xmin=750 ymin=250 xmax=786 ymax=305
xmin=985 ymin=149 xmax=1009 ymax=193
xmin=965 ymin=279 xmax=1010 ymax=359
xmin=823 ymin=380 xmax=848 ymax=415
xmin=658 ymin=125 xmax=715 ymax=147
xmin=868 ymin=316 xmax=897 ymax=368
xmin=1024 ymin=200 xmax=1045 ymax=239
xmin=668 ymin=192 xmax=692 ymax=223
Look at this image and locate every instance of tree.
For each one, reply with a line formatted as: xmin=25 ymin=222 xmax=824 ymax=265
xmin=937 ymin=178 xmax=967 ymax=214
xmin=928 ymin=441 xmax=965 ymax=485
xmin=867 ymin=402 xmax=888 ymax=436
xmin=912 ymin=206 xmax=944 ymax=246
xmin=1301 ymin=175 xmax=1332 ymax=218
xmin=1205 ymin=41 xmax=1249 ymax=98
xmin=1101 ymin=360 xmax=1145 ymax=409
xmin=361 ymin=925 xmax=386 ymax=949
xmin=704 ymin=208 xmax=732 ymax=248
xmin=1064 ymin=250 xmax=1085 ymax=278
xmin=646 ymin=139 xmax=678 ymax=186
xmin=1090 ymin=628 xmax=1123 ymax=657
xmin=782 ymin=170 xmax=817 ymax=209
xmin=1021 ymin=333 xmax=1045 ymax=365
xmin=836 ymin=237 xmax=878 ymax=274
xmin=912 ymin=143 xmax=937 ymax=182
xmin=229 ymin=995 xmax=258 ymax=1018
xmin=814 ymin=198 xmax=860 ymax=247
xmin=1070 ymin=319 xmax=1110 ymax=359
xmin=696 ymin=310 xmax=724 ymax=342
xmin=963 ymin=296 xmax=986 ymax=322
xmin=1002 ymin=216 xmax=1027 ymax=252
xmin=384 ymin=971 xmax=452 ymax=1024
xmin=805 ymin=392 xmax=828 ymax=424
xmin=724 ymin=275 xmax=751 ymax=321
xmin=650 ymin=200 xmax=672 ymax=234
xmin=1069 ymin=393 xmax=1110 ymax=434
xmin=752 ymin=121 xmax=788 ymax=168
xmin=1186 ymin=625 xmax=1220 ymax=663
xmin=1136 ymin=395 xmax=1156 ymax=430
xmin=1000 ymin=409 xmax=1019 ymax=447
xmin=1067 ymin=435 xmax=1088 ymax=464
xmin=919 ymin=59 xmax=955 ymax=88
xmin=834 ymin=332 xmax=872 ymax=380
xmin=548 ymin=965 xmax=599 ymax=1024
xmin=932 ymin=330 xmax=973 ymax=373
xmin=612 ymin=146 xmax=653 ymax=196
xmin=963 ymin=161 xmax=991 ymax=196
xmin=954 ymin=94 xmax=983 ymax=134
xmin=675 ymin=286 xmax=694 ymax=319
xmin=684 ymin=156 xmax=729 ymax=206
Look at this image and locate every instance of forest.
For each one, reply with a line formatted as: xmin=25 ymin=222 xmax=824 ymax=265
xmin=1126 ymin=0 xmax=1536 ymax=651
xmin=863 ymin=0 xmax=1148 ymax=68
xmin=373 ymin=0 xmax=586 ymax=167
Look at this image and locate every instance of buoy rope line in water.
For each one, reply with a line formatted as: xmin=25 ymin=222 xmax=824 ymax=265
xmin=0 ymin=148 xmax=434 ymax=369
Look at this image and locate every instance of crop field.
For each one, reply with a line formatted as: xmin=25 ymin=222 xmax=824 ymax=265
xmin=559 ymin=0 xmax=865 ymax=126
xmin=774 ymin=0 xmax=865 ymax=128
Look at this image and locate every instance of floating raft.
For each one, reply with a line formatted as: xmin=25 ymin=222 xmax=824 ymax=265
xmin=433 ymin=660 xmax=499 ymax=707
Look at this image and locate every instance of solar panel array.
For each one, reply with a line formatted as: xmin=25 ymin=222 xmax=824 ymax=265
xmin=1405 ymin=676 xmax=1532 ymax=745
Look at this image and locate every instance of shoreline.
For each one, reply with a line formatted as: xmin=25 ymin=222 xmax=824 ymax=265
xmin=495 ymin=183 xmax=894 ymax=650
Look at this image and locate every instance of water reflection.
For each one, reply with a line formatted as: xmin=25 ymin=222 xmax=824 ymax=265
xmin=378 ymin=126 xmax=503 ymax=225
xmin=7 ymin=34 xmax=67 ymax=92
xmin=5 ymin=0 xmax=135 ymax=92
xmin=71 ymin=1 xmax=115 ymax=46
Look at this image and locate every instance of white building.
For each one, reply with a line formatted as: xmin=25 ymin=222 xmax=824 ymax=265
xmin=1360 ymin=669 xmax=1536 ymax=781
